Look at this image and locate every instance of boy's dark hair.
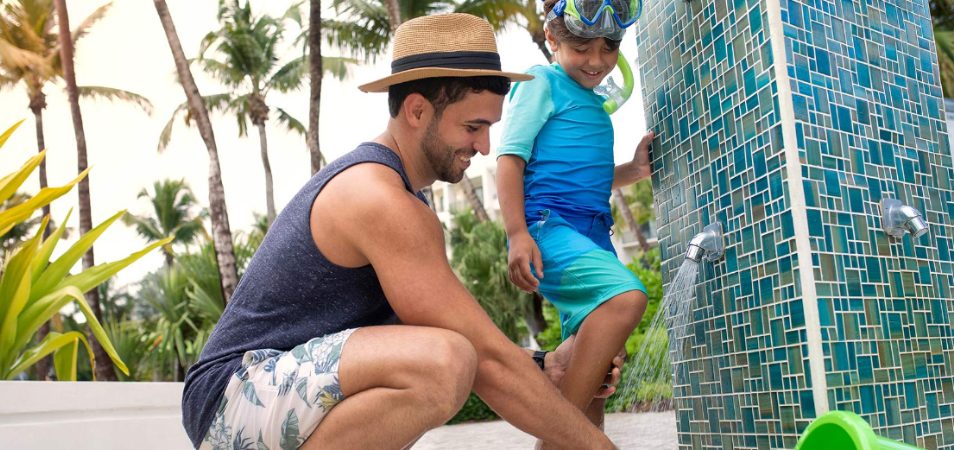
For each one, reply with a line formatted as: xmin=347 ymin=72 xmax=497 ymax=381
xmin=388 ymin=76 xmax=511 ymax=118
xmin=543 ymin=0 xmax=622 ymax=49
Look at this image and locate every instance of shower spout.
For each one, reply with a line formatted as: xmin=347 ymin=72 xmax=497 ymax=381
xmin=685 ymin=223 xmax=724 ymax=263
xmin=882 ymin=199 xmax=929 ymax=239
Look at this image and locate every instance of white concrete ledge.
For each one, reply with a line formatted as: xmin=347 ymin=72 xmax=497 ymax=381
xmin=0 ymin=381 xmax=192 ymax=449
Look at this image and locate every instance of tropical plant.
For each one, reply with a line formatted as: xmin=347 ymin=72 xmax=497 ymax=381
xmin=933 ymin=0 xmax=954 ymax=97
xmin=153 ymin=0 xmax=239 ymax=304
xmin=0 ymin=192 xmax=42 ymax=260
xmin=0 ymin=0 xmax=152 ymax=223
xmin=123 ymin=179 xmax=206 ymax=268
xmin=449 ymin=211 xmax=531 ymax=342
xmin=0 ymin=120 xmax=170 ymax=380
xmin=131 ymin=229 xmax=260 ymax=382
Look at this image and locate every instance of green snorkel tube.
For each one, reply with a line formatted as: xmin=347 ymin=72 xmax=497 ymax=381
xmin=596 ymin=52 xmax=634 ymax=114
xmin=547 ymin=0 xmax=640 ymax=114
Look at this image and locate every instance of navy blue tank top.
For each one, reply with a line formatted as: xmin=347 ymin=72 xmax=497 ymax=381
xmin=181 ymin=142 xmax=423 ymax=447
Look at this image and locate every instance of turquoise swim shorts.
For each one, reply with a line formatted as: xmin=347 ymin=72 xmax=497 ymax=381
xmin=528 ymin=210 xmax=646 ymax=339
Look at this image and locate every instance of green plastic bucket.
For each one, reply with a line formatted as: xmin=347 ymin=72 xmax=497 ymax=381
xmin=795 ymin=411 xmax=924 ymax=450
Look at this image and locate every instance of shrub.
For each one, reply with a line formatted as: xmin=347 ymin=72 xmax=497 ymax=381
xmin=0 ymin=120 xmax=170 ymax=380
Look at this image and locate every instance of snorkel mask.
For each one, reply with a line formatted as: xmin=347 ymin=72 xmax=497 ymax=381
xmin=546 ymin=0 xmax=641 ymax=114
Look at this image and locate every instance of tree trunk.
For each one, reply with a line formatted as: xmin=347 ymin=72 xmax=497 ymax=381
xmin=154 ymin=0 xmax=239 ymax=304
xmin=55 ymin=0 xmax=116 ymax=381
xmin=612 ymin=188 xmax=649 ymax=251
xmin=532 ymin=30 xmax=553 ymax=63
xmin=460 ymin=176 xmax=489 ymax=222
xmin=255 ymin=123 xmax=276 ymax=224
xmin=30 ymin=103 xmax=54 ymax=380
xmin=385 ymin=0 xmax=402 ymax=30
xmin=307 ymin=0 xmax=323 ymax=175
xmin=29 ymin=100 xmax=52 ymax=233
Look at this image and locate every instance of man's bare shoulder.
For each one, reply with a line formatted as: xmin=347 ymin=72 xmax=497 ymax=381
xmin=317 ymin=162 xmax=435 ymax=231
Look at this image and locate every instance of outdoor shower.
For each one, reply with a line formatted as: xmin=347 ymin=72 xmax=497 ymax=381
xmin=882 ymin=199 xmax=929 ymax=239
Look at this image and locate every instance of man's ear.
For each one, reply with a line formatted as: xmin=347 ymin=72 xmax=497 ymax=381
xmin=402 ymin=93 xmax=432 ymax=129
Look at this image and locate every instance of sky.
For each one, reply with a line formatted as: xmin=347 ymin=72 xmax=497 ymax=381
xmin=0 ymin=0 xmax=648 ymax=290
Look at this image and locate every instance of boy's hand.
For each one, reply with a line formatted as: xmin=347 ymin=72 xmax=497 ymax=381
xmin=508 ymin=230 xmax=543 ymax=292
xmin=631 ymin=131 xmax=655 ymax=181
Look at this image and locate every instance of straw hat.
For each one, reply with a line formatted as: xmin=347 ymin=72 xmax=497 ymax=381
xmin=358 ymin=13 xmax=533 ymax=93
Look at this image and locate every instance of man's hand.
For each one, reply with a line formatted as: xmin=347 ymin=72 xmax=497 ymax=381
xmin=544 ymin=336 xmax=625 ymax=399
xmin=630 ymin=131 xmax=655 ymax=182
xmin=507 ymin=230 xmax=543 ymax=292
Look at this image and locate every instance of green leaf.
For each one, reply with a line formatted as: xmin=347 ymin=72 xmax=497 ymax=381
xmin=15 ymin=285 xmax=87 ymax=353
xmin=0 ymin=150 xmax=46 ymax=206
xmin=0 ymin=168 xmax=89 ymax=238
xmin=0 ymin=119 xmax=25 ymax=149
xmin=31 ymin=209 xmax=73 ymax=283
xmin=6 ymin=331 xmax=90 ymax=380
xmin=32 ymin=210 xmax=126 ymax=298
xmin=0 ymin=227 xmax=41 ymax=372
xmin=54 ymin=237 xmax=170 ymax=296
xmin=53 ymin=337 xmax=80 ymax=381
xmin=280 ymin=409 xmax=301 ymax=450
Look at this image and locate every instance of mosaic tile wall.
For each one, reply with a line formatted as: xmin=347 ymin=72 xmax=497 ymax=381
xmin=635 ymin=0 xmax=954 ymax=448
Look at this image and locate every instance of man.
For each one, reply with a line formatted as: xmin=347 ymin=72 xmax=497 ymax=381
xmin=182 ymin=13 xmax=625 ymax=450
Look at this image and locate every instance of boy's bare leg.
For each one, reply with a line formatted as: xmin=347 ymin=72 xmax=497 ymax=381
xmin=303 ymin=325 xmax=478 ymax=450
xmin=559 ymin=291 xmax=646 ymax=411
xmin=585 ymin=398 xmax=606 ymax=430
xmin=538 ymin=291 xmax=646 ymax=449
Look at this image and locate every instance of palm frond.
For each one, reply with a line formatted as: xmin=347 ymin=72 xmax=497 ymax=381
xmin=0 ymin=39 xmax=48 ymax=72
xmin=157 ymin=103 xmax=187 ymax=152
xmin=453 ymin=0 xmax=526 ymax=30
xmin=77 ymin=86 xmax=153 ymax=115
xmin=319 ymin=56 xmax=356 ymax=81
xmin=274 ymin=107 xmax=305 ymax=136
xmin=322 ymin=19 xmax=390 ymax=62
xmin=71 ymin=2 xmax=112 ymax=46
xmin=157 ymin=94 xmax=233 ymax=151
xmin=268 ymin=55 xmax=306 ymax=92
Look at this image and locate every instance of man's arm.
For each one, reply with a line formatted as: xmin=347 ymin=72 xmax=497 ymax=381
xmin=333 ymin=165 xmax=614 ymax=449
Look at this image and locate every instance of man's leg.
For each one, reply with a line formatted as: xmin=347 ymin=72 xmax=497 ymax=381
xmin=302 ymin=325 xmax=478 ymax=449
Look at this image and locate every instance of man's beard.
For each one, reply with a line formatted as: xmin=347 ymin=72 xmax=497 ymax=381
xmin=421 ymin=118 xmax=471 ymax=183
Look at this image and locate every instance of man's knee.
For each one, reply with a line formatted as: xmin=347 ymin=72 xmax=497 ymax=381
xmin=416 ymin=329 xmax=478 ymax=419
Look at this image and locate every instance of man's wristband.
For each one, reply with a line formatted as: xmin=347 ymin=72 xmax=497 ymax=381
xmin=532 ymin=350 xmax=547 ymax=370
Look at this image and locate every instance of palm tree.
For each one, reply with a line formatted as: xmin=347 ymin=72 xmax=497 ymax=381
xmin=0 ymin=0 xmax=151 ymax=227
xmin=161 ymin=0 xmax=351 ymax=225
xmin=153 ymin=0 xmax=239 ymax=304
xmin=171 ymin=0 xmax=305 ymax=224
xmin=123 ymin=179 xmax=206 ymax=268
xmin=307 ymin=0 xmax=322 ymax=175
xmin=52 ymin=0 xmax=116 ymax=381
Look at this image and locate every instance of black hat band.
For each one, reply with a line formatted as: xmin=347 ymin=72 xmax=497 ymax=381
xmin=391 ymin=51 xmax=502 ymax=74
